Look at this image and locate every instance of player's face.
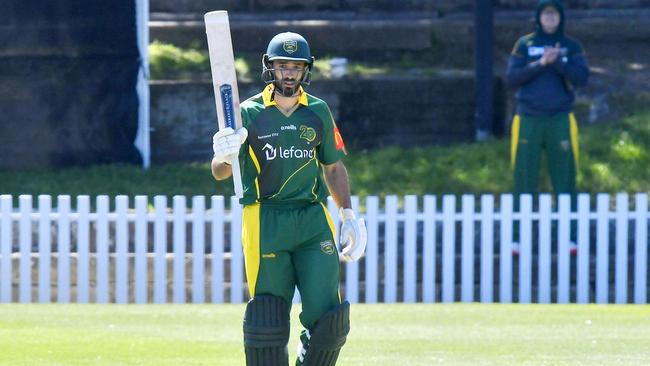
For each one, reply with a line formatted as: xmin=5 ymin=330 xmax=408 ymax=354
xmin=272 ymin=60 xmax=306 ymax=83
xmin=272 ymin=60 xmax=307 ymax=96
xmin=540 ymin=6 xmax=560 ymax=34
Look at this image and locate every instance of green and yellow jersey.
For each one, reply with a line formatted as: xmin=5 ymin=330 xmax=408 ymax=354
xmin=237 ymin=84 xmax=346 ymax=205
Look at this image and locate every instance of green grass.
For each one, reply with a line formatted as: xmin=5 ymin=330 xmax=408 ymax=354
xmin=0 ymin=103 xmax=648 ymax=202
xmin=0 ymin=304 xmax=649 ymax=365
xmin=148 ymin=41 xmax=441 ymax=81
xmin=149 ymin=41 xmax=250 ymax=81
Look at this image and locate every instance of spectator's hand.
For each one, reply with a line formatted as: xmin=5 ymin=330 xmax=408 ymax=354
xmin=541 ymin=43 xmax=561 ymax=65
xmin=338 ymin=208 xmax=367 ymax=262
xmin=212 ymin=127 xmax=248 ymax=164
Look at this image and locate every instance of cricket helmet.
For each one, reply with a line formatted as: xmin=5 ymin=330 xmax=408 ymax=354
xmin=262 ymin=32 xmax=315 ymax=91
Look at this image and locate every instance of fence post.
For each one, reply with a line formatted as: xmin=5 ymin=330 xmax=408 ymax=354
xmin=0 ymin=195 xmax=12 ymax=303
xmin=480 ymin=194 xmax=494 ymax=303
xmin=19 ymin=195 xmax=32 ymax=303
xmin=442 ymin=195 xmax=456 ymax=303
xmin=115 ymin=195 xmax=129 ymax=304
xmin=423 ymin=195 xmax=437 ymax=303
xmin=384 ymin=196 xmax=398 ymax=303
xmin=57 ymin=195 xmax=71 ymax=303
xmin=615 ymin=193 xmax=629 ymax=304
xmin=134 ymin=195 xmax=148 ymax=304
xmin=38 ymin=195 xmax=52 ymax=303
xmin=77 ymin=195 xmax=90 ymax=304
xmin=211 ymin=196 xmax=225 ymax=304
xmin=519 ymin=194 xmax=533 ymax=303
xmin=499 ymin=194 xmax=513 ymax=303
xmin=404 ymin=195 xmax=417 ymax=303
xmin=192 ymin=196 xmax=206 ymax=304
xmin=461 ymin=195 xmax=475 ymax=302
xmin=96 ymin=195 xmax=110 ymax=304
xmin=538 ymin=194 xmax=552 ymax=303
xmin=576 ymin=194 xmax=590 ymax=303
xmin=153 ymin=195 xmax=167 ymax=304
xmin=596 ymin=194 xmax=610 ymax=304
xmin=173 ymin=195 xmax=186 ymax=304
xmin=365 ymin=196 xmax=379 ymax=304
xmin=557 ymin=194 xmax=571 ymax=303
xmin=634 ymin=193 xmax=648 ymax=304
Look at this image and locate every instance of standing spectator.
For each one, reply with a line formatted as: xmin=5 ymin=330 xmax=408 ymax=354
xmin=506 ymin=0 xmax=589 ymax=253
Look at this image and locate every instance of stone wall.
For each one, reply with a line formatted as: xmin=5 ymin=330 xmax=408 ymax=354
xmin=151 ymin=0 xmax=650 ymax=13
xmin=150 ymin=75 xmax=505 ymax=163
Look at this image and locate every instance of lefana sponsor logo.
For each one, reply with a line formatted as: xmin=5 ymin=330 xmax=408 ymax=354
xmin=262 ymin=143 xmax=314 ymax=161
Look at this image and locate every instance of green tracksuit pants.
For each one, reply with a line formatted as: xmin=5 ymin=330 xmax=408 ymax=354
xmin=242 ymin=201 xmax=342 ymax=329
xmin=511 ymin=113 xmax=579 ymax=195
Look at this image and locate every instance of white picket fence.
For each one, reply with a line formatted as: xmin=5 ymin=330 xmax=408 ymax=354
xmin=0 ymin=193 xmax=648 ymax=304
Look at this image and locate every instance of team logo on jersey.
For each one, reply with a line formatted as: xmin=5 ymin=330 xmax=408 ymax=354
xmin=283 ymin=40 xmax=297 ymax=54
xmin=333 ymin=127 xmax=345 ymax=150
xmin=263 ymin=143 xmax=277 ymax=160
xmin=320 ymin=240 xmax=335 ymax=255
xmin=299 ymin=125 xmax=316 ymax=142
xmin=528 ymin=46 xmax=545 ymax=57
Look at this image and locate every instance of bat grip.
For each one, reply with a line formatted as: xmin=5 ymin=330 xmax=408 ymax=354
xmin=230 ymin=155 xmax=244 ymax=199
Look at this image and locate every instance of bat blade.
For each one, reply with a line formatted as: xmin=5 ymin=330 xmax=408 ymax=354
xmin=205 ymin=10 xmax=244 ymax=198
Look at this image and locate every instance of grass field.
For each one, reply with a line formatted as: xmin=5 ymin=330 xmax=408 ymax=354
xmin=1 ymin=304 xmax=649 ymax=365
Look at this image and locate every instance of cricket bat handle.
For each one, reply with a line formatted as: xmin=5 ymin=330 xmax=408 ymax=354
xmin=231 ymin=155 xmax=244 ymax=198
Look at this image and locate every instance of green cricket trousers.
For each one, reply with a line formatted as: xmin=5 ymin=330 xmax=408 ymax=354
xmin=242 ymin=201 xmax=342 ymax=329
xmin=511 ymin=113 xmax=579 ymax=195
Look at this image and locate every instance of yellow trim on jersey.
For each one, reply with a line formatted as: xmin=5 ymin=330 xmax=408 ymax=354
xmin=242 ymin=204 xmax=261 ymax=298
xmin=311 ymin=160 xmax=319 ymax=201
xmin=510 ymin=115 xmax=521 ymax=168
xmin=248 ymin=145 xmax=261 ymax=200
xmin=297 ymin=87 xmax=309 ymax=106
xmin=569 ymin=112 xmax=580 ymax=169
xmin=262 ymin=84 xmax=308 ymax=107
xmin=262 ymin=84 xmax=276 ymax=106
xmin=268 ymin=157 xmax=317 ymax=200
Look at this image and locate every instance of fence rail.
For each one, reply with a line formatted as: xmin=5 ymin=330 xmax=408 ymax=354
xmin=0 ymin=193 xmax=648 ymax=304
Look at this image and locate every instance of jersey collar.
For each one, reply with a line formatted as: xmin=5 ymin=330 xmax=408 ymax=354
xmin=262 ymin=84 xmax=309 ymax=107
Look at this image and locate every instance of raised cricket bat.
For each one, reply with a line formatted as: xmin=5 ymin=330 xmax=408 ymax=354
xmin=204 ymin=10 xmax=244 ymax=198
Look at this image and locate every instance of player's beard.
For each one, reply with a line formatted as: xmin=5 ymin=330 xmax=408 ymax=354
xmin=274 ymin=77 xmax=300 ymax=97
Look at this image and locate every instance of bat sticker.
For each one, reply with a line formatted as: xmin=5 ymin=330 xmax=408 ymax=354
xmin=219 ymin=84 xmax=236 ymax=129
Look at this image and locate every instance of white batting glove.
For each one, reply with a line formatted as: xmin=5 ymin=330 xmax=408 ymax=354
xmin=339 ymin=208 xmax=367 ymax=262
xmin=212 ymin=127 xmax=248 ymax=164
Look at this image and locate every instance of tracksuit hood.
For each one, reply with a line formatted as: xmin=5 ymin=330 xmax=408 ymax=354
xmin=535 ymin=0 xmax=565 ymax=37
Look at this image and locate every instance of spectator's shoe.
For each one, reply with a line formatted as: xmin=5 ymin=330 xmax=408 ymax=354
xmin=569 ymin=241 xmax=578 ymax=256
xmin=511 ymin=242 xmax=520 ymax=256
